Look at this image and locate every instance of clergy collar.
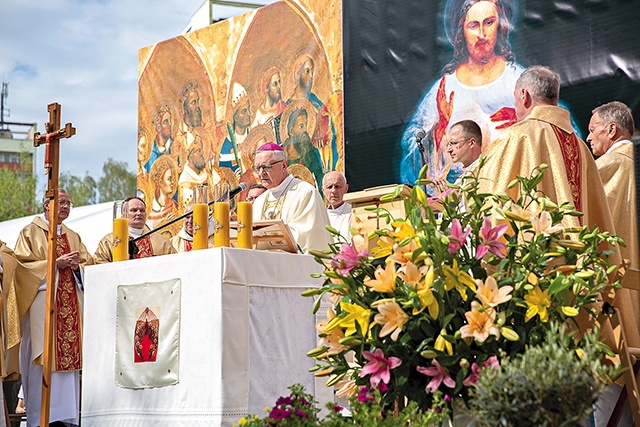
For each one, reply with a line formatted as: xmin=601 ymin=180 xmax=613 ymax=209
xmin=41 ymin=215 xmax=63 ymax=234
xmin=177 ymin=227 xmax=193 ymax=241
xmin=606 ymin=139 xmax=632 ymax=155
xmin=464 ymin=157 xmax=480 ymax=174
xmin=269 ymin=174 xmax=295 ymax=199
xmin=129 ymin=226 xmax=145 ymax=237
xmin=328 ymin=202 xmax=348 ymax=214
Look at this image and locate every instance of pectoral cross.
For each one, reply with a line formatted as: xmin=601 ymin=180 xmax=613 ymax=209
xmin=33 ymin=102 xmax=75 ymax=427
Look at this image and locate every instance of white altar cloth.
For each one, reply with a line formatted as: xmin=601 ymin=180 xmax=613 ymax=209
xmin=81 ymin=248 xmax=325 ymax=426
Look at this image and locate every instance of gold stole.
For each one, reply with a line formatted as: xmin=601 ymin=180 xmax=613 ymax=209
xmin=261 ymin=191 xmax=289 ymax=220
xmin=551 ymin=125 xmax=583 ymax=226
xmin=55 ymin=234 xmax=82 ymax=372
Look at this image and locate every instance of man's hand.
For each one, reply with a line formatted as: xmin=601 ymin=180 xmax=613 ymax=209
xmin=56 ymin=251 xmax=80 ymax=270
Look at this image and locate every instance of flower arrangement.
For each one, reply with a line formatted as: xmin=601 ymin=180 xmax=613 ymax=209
xmin=305 ymin=160 xmax=621 ymax=414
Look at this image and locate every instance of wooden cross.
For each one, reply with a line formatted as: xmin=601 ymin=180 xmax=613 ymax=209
xmin=33 ymin=102 xmax=75 ymax=427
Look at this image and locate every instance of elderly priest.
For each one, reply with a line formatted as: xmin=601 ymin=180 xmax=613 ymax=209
xmin=251 ymin=142 xmax=332 ymax=253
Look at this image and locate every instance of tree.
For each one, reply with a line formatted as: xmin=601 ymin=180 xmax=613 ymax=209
xmin=98 ymin=158 xmax=136 ymax=202
xmin=60 ymin=172 xmax=97 ymax=207
xmin=0 ymin=164 xmax=37 ymax=221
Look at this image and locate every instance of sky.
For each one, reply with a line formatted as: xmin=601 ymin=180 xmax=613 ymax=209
xmin=0 ymin=0 xmax=258 ymax=197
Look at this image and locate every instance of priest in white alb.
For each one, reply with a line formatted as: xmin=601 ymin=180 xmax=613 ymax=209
xmin=322 ymin=171 xmax=352 ymax=241
xmin=251 ymin=142 xmax=332 ymax=253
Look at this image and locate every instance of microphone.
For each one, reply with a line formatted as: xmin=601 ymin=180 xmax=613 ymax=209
xmin=218 ymin=182 xmax=247 ymax=201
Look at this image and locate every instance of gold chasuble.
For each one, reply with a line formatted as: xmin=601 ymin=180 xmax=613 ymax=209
xmin=93 ymin=228 xmax=176 ymax=264
xmin=597 ymin=141 xmax=640 ymax=349
xmin=0 ymin=241 xmax=19 ymax=378
xmin=6 ymin=216 xmax=94 ymax=369
xmin=478 ymin=105 xmax=626 ymax=348
xmin=479 ymin=105 xmax=616 ymax=234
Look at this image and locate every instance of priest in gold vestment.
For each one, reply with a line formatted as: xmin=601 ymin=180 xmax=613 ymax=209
xmin=477 ymin=66 xmax=625 ymax=348
xmin=479 ymin=66 xmax=616 ymax=235
xmin=94 ymin=196 xmax=176 ymax=263
xmin=251 ymin=143 xmax=332 ymax=253
xmin=0 ymin=240 xmax=18 ymax=427
xmin=6 ymin=189 xmax=94 ymax=427
xmin=588 ymin=101 xmax=640 ymax=355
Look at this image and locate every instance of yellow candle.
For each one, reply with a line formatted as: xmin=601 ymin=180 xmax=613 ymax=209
xmin=213 ymin=201 xmax=230 ymax=247
xmin=113 ymin=218 xmax=129 ymax=261
xmin=237 ymin=201 xmax=253 ymax=249
xmin=193 ymin=203 xmax=209 ymax=250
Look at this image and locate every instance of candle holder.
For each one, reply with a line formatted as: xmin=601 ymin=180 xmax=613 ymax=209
xmin=213 ymin=183 xmax=230 ymax=247
xmin=113 ymin=200 xmax=129 ymax=261
xmin=193 ymin=184 xmax=209 ymax=250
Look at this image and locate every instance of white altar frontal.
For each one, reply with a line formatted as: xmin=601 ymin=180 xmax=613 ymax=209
xmin=81 ymin=248 xmax=327 ymax=426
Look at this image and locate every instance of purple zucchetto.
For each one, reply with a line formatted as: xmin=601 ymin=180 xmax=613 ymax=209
xmin=256 ymin=142 xmax=284 ymax=152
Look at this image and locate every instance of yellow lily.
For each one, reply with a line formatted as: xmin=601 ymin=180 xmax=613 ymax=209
xmin=365 ymin=260 xmax=398 ymax=293
xmin=442 ymin=259 xmax=476 ymax=301
xmin=524 ymin=285 xmax=551 ymax=322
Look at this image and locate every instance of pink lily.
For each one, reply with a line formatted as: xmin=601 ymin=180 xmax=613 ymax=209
xmin=463 ymin=356 xmax=500 ymax=386
xmin=417 ymin=359 xmax=456 ymax=393
xmin=448 ymin=219 xmax=471 ymax=253
xmin=476 ymin=217 xmax=507 ymax=259
xmin=359 ymin=348 xmax=402 ymax=387
xmin=331 ymin=242 xmax=369 ymax=276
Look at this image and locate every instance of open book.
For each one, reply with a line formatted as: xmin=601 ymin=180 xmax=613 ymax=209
xmin=229 ymin=219 xmax=298 ymax=253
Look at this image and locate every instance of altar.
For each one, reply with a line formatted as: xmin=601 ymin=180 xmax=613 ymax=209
xmin=81 ymin=248 xmax=326 ymax=426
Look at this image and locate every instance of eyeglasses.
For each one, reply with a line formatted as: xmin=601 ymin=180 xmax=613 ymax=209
xmin=253 ymin=160 xmax=284 ymax=173
xmin=446 ymin=138 xmax=470 ymax=149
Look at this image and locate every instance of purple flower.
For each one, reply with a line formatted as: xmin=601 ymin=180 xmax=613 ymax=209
xmin=476 ymin=217 xmax=507 ymax=259
xmin=377 ymin=382 xmax=389 ymax=393
xmin=331 ymin=242 xmax=369 ymax=275
xmin=275 ymin=396 xmax=293 ymax=406
xmin=268 ymin=408 xmax=292 ymax=420
xmin=332 ymin=405 xmax=344 ymax=413
xmin=357 ymin=387 xmax=375 ymax=403
xmin=448 ymin=219 xmax=471 ymax=253
xmin=360 ymin=348 xmax=402 ymax=387
xmin=417 ymin=359 xmax=456 ymax=393
xmin=463 ymin=356 xmax=500 ymax=386
xmin=294 ymin=410 xmax=308 ymax=418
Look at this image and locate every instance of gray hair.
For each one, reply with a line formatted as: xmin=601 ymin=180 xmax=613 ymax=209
xmin=592 ymin=101 xmax=635 ymax=137
xmin=516 ymin=65 xmax=560 ymax=105
xmin=43 ymin=188 xmax=70 ymax=205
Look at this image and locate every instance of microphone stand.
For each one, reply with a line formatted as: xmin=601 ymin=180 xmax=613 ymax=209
xmin=128 ymin=194 xmax=230 ymax=258
xmin=415 ymin=131 xmax=428 ymax=193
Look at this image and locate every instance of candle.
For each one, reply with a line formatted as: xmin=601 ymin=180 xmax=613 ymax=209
xmin=213 ymin=201 xmax=230 ymax=247
xmin=193 ymin=203 xmax=209 ymax=250
xmin=113 ymin=218 xmax=129 ymax=261
xmin=237 ymin=201 xmax=253 ymax=249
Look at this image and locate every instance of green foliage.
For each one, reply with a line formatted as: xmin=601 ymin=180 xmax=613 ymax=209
xmin=0 ymin=151 xmax=37 ymax=221
xmin=234 ymin=384 xmax=449 ymax=427
xmin=60 ymin=171 xmax=97 ymax=207
xmin=97 ymin=158 xmax=136 ymax=202
xmin=466 ymin=322 xmax=618 ymax=427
